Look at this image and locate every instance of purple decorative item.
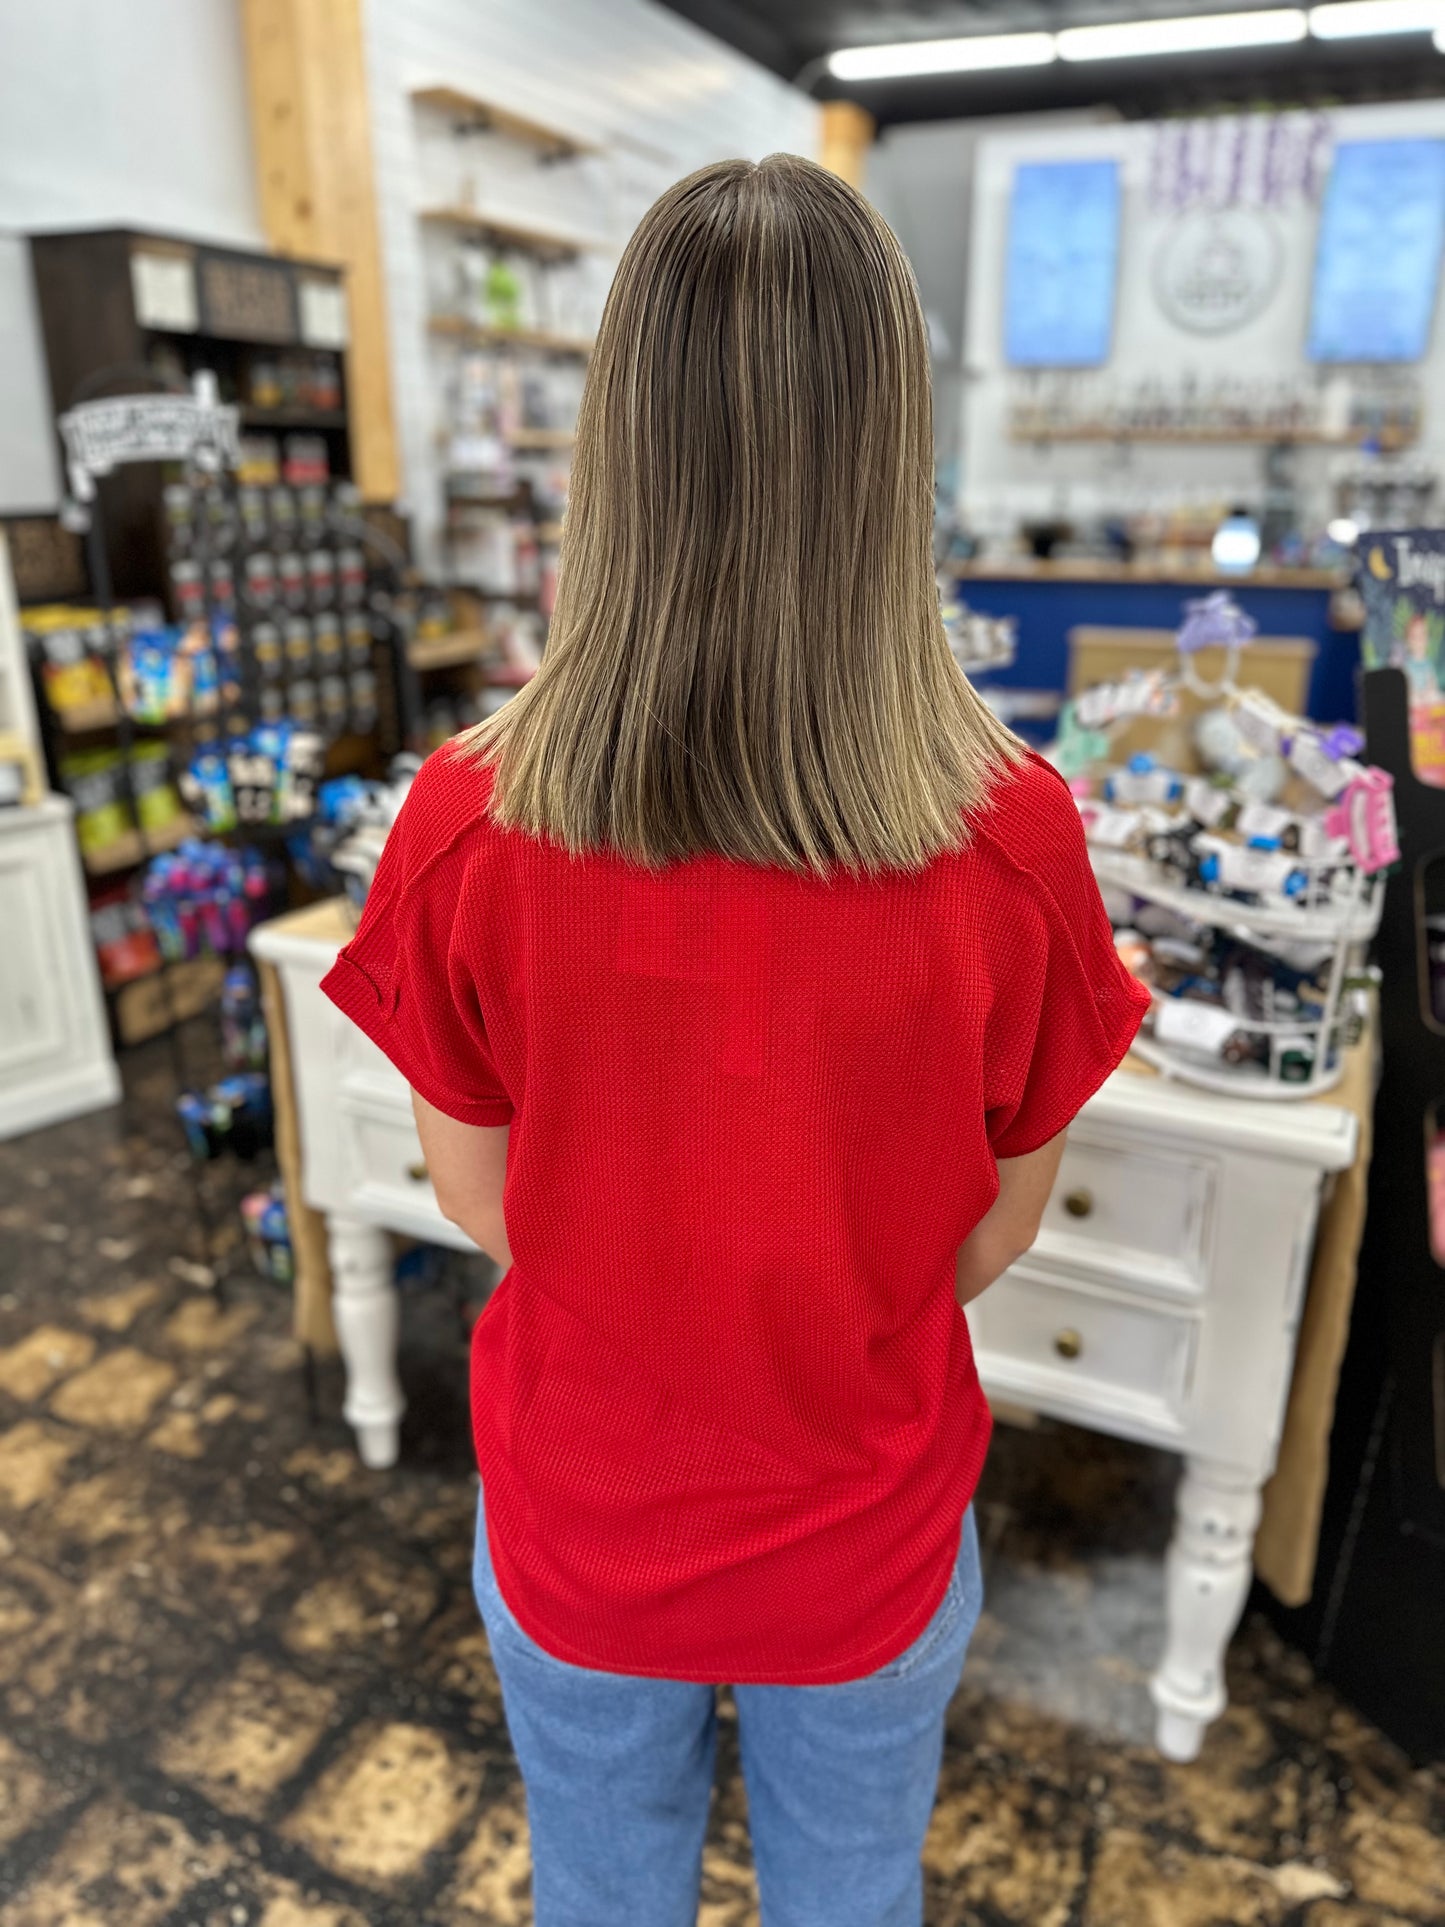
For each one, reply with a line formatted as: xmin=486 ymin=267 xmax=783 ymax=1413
xmin=1226 ymin=116 xmax=1248 ymax=210
xmin=1176 ymin=591 xmax=1258 ymax=656
xmin=1303 ymin=115 xmax=1332 ymax=203
xmin=1321 ymin=724 xmax=1364 ymax=761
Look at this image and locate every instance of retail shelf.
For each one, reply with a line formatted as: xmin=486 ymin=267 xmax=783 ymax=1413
xmin=443 ymin=583 xmax=541 ymax=602
xmin=407 ymin=629 xmax=491 ymax=671
xmin=239 ymin=407 xmax=348 ymax=431
xmin=427 ymin=315 xmax=594 ymax=357
xmin=83 ymin=812 xmax=199 ymax=877
xmin=53 ymin=696 xmax=231 ymax=735
xmin=52 ymin=695 xmax=125 ymax=733
xmin=52 ymin=696 xmax=191 ymax=734
xmin=419 ymin=207 xmax=609 ymax=260
xmin=410 ymin=85 xmax=603 ymax=159
xmin=1009 ymin=423 xmax=1417 ymax=450
xmin=951 ymin=558 xmax=1349 ymax=591
xmin=509 ymin=427 xmax=575 ymax=451
xmin=1088 ymin=846 xmax=1383 ymax=944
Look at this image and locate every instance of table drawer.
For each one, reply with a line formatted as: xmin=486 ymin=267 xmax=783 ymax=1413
xmin=1035 ymin=1134 xmax=1213 ymax=1293
xmin=339 ymin=1098 xmax=448 ymax=1229
xmin=970 ymin=1265 xmax=1197 ymax=1431
xmin=332 ymin=1005 xmax=409 ymax=1099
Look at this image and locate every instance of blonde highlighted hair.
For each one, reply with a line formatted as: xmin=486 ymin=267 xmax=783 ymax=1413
xmin=466 ymin=151 xmax=1020 ymax=872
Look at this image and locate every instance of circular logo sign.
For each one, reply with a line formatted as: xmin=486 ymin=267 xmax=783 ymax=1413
xmin=1153 ymin=208 xmax=1282 ymax=335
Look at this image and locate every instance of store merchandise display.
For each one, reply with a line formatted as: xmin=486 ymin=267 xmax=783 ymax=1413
xmin=942 ymin=584 xmax=1016 ymax=674
xmin=241 ymin=1179 xmax=294 ymax=1283
xmin=1061 ymin=595 xmax=1395 ymax=1096
xmin=1357 ymin=527 xmax=1445 ymax=785
xmin=177 ymin=724 xmax=325 ymax=832
xmin=176 ymin=1072 xmax=273 ymax=1162
xmin=163 ymin=474 xmax=380 ymax=739
xmin=1008 ymin=369 xmax=1423 ymax=449
xmin=307 ymin=758 xmax=420 ymax=907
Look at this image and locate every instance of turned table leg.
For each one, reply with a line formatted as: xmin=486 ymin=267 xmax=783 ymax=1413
xmin=1151 ymin=1457 xmax=1262 ymax=1763
xmin=326 ymin=1213 xmax=404 ymax=1469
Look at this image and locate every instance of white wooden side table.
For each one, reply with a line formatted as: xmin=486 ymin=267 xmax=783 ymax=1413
xmin=251 ymin=906 xmax=1357 ymax=1762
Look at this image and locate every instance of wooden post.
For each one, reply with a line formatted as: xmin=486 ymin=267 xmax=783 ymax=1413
xmin=820 ymin=100 xmax=876 ymax=191
xmin=240 ymin=0 xmax=400 ymax=503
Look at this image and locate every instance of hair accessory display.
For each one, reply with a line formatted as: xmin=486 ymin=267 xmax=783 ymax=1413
xmin=1060 ymin=595 xmax=1391 ymax=1097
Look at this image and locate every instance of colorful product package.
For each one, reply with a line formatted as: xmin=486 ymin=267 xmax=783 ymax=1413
xmin=128 ymin=743 xmax=184 ymax=834
xmin=89 ymin=889 xmax=163 ymax=989
xmin=59 ymin=750 xmax=134 ymax=857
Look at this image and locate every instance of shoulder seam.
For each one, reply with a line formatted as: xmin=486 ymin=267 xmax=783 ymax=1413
xmin=972 ymin=757 xmax=1078 ymax=904
xmin=390 ymin=752 xmax=495 ymax=919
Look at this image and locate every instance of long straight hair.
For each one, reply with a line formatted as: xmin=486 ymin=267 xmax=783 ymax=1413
xmin=466 ymin=151 xmax=1021 ymax=873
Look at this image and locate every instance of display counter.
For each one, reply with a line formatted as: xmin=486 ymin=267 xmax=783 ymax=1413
xmin=952 ymin=558 xmax=1360 ymax=726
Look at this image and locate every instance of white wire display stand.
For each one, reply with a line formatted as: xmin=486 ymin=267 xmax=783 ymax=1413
xmin=1075 ymin=603 xmax=1392 ymax=1100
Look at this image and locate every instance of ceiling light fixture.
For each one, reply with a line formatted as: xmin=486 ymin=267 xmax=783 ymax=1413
xmin=825 ymin=32 xmax=1057 ymax=81
xmin=1310 ymin=0 xmax=1445 ymax=36
xmin=1057 ymin=9 xmax=1307 ymax=59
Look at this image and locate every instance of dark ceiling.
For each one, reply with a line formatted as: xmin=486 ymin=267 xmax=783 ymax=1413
xmin=653 ymin=0 xmax=1445 ymax=124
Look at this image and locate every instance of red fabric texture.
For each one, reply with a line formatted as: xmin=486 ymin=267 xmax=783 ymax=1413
xmin=321 ymin=742 xmax=1147 ymax=1683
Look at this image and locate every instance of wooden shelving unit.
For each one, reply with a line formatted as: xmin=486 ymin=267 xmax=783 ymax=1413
xmin=509 ymin=427 xmax=574 ymax=452
xmin=239 ymin=406 xmax=349 ymax=431
xmin=406 ymin=629 xmax=490 ymax=672
xmin=410 ymin=85 xmax=603 ymax=160
xmin=1010 ymin=423 xmax=1418 ymax=450
xmin=951 ymin=556 xmax=1348 ymax=590
xmin=413 ymin=89 xmax=608 ymax=697
xmin=427 ymin=315 xmax=593 ymax=357
xmin=83 ymin=812 xmax=199 ymax=877
xmin=418 ymin=206 xmax=608 ymax=261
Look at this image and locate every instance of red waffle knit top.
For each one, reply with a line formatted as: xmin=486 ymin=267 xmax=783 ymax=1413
xmin=321 ymin=742 xmax=1146 ymax=1683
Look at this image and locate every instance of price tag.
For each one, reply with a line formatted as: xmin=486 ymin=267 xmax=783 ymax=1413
xmin=1153 ymin=999 xmax=1239 ymax=1055
xmin=1236 ymin=802 xmax=1293 ymax=841
xmin=1232 ymin=693 xmax=1286 ymax=754
xmin=1185 ymin=776 xmax=1232 ymax=826
xmin=1083 ymin=806 xmax=1138 ymax=848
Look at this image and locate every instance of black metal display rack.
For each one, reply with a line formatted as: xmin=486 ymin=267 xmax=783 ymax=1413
xmin=1265 ymin=665 xmax=1445 ymax=1763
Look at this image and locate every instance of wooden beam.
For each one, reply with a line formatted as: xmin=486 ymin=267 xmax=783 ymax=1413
xmin=819 ymin=100 xmax=875 ymax=192
xmin=240 ymin=0 xmax=399 ymax=503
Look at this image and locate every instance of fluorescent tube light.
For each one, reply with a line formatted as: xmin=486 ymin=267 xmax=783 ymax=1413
xmin=827 ymin=33 xmax=1056 ymax=81
xmin=1310 ymin=1 xmax=1445 ymax=36
xmin=1058 ymin=9 xmax=1306 ymax=59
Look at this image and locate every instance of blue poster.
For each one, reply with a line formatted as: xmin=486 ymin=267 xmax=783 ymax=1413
xmin=1004 ymin=160 xmax=1121 ymax=368
xmin=1308 ymin=139 xmax=1445 ymax=363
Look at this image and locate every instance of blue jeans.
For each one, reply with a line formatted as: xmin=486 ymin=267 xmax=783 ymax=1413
xmin=472 ymin=1498 xmax=983 ymax=1927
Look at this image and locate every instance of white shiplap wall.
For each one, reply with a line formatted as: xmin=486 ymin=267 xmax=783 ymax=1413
xmin=361 ymin=0 xmax=818 ymax=563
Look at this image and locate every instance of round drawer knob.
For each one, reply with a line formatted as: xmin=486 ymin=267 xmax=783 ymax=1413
xmin=1053 ymin=1328 xmax=1084 ymax=1361
xmin=406 ymin=1161 xmax=429 ymax=1182
xmin=1063 ymin=1188 xmax=1094 ymax=1220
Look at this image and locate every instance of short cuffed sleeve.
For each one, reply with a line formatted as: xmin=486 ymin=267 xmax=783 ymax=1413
xmin=321 ymin=750 xmax=514 ymax=1126
xmin=982 ymin=756 xmax=1149 ymax=1160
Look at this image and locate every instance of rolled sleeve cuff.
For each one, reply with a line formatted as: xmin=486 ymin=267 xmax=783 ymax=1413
xmin=321 ymin=950 xmax=515 ymax=1128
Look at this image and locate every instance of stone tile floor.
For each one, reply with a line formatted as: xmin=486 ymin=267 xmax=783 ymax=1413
xmin=0 ymin=1029 xmax=1441 ymax=1926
